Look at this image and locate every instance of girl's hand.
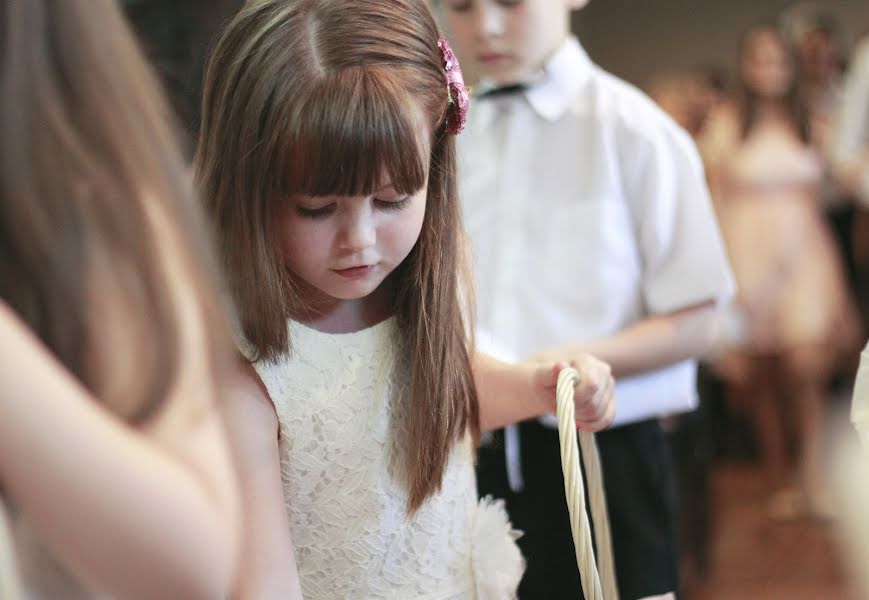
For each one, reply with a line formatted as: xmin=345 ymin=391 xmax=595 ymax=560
xmin=534 ymin=355 xmax=616 ymax=432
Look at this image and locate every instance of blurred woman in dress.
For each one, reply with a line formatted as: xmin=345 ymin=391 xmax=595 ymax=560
xmin=699 ymin=24 xmax=859 ymax=519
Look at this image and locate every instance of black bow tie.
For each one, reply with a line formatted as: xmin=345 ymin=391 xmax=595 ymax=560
xmin=476 ymin=83 xmax=528 ymax=99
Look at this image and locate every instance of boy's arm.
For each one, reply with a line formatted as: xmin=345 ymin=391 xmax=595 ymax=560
xmin=574 ymin=100 xmax=733 ymax=381
xmin=473 ymin=352 xmax=615 ymax=433
xmin=223 ymin=360 xmax=304 ymax=600
xmin=529 ymin=300 xmax=720 ymax=378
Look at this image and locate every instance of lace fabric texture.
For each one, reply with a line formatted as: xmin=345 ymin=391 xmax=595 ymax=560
xmin=254 ymin=318 xmax=522 ymax=599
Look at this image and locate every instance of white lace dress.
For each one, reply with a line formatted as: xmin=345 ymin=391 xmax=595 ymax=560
xmin=252 ymin=318 xmax=524 ymax=599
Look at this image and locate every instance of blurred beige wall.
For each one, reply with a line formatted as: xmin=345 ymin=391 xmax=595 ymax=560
xmin=572 ymin=0 xmax=869 ymax=87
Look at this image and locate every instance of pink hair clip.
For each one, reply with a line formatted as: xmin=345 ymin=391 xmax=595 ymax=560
xmin=438 ymin=37 xmax=470 ymax=135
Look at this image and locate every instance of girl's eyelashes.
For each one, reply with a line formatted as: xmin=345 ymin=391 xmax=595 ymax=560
xmin=446 ymin=0 xmax=521 ymax=13
xmin=295 ymin=203 xmax=336 ymax=218
xmin=375 ymin=196 xmax=410 ymax=211
xmin=294 ymin=196 xmax=410 ymax=218
xmin=446 ymin=1 xmax=472 ymax=11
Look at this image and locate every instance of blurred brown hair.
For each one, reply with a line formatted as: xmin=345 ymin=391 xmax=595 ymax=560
xmin=0 ymin=0 xmax=231 ymax=422
xmin=196 ymin=0 xmax=479 ymax=512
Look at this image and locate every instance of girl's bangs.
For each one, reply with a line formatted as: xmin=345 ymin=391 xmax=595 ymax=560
xmin=282 ymin=68 xmax=429 ymax=198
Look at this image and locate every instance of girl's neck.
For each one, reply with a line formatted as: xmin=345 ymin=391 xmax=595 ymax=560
xmin=290 ymin=276 xmax=395 ymax=334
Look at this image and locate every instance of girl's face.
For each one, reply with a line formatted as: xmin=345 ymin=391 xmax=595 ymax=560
xmin=441 ymin=0 xmax=588 ymax=86
xmin=741 ymin=29 xmax=793 ymax=100
xmin=279 ymin=180 xmax=427 ymax=312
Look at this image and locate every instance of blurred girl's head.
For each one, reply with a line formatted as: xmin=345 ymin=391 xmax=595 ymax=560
xmin=740 ymin=26 xmax=794 ymax=100
xmin=737 ymin=25 xmax=809 ymax=141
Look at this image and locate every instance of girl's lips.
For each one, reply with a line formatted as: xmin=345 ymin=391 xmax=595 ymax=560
xmin=333 ymin=265 xmax=375 ymax=279
xmin=478 ymin=52 xmax=510 ymax=65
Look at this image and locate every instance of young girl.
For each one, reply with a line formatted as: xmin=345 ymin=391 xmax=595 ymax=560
xmin=700 ymin=25 xmax=857 ymax=518
xmin=0 ymin=0 xmax=240 ymax=597
xmin=195 ymin=0 xmax=615 ymax=597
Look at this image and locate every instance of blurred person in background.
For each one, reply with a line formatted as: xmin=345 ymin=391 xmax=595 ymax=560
xmin=647 ymin=64 xmax=735 ymax=589
xmin=646 ymin=72 xmax=696 ymax=133
xmin=647 ymin=66 xmax=729 ymax=141
xmin=782 ymin=3 xmax=864 ymax=344
xmin=689 ymin=66 xmax=730 ymax=141
xmin=699 ymin=24 xmax=859 ymax=520
xmin=830 ymin=33 xmax=869 ymax=326
xmin=0 ymin=0 xmax=241 ymax=597
xmin=781 ymin=2 xmax=849 ymax=128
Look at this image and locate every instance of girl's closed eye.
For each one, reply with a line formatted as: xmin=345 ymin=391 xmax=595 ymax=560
xmin=445 ymin=1 xmax=472 ymax=12
xmin=447 ymin=0 xmax=523 ymax=10
xmin=375 ymin=196 xmax=411 ymax=211
xmin=295 ymin=202 xmax=336 ymax=218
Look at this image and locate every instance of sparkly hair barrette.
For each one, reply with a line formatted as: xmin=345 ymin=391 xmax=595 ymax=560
xmin=438 ymin=37 xmax=470 ymax=135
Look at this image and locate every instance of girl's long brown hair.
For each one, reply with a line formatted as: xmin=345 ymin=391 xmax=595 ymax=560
xmin=0 ymin=0 xmax=230 ymax=421
xmin=196 ymin=0 xmax=479 ymax=512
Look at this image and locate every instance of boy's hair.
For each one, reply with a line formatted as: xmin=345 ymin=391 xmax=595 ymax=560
xmin=196 ymin=0 xmax=480 ymax=512
xmin=0 ymin=0 xmax=231 ymax=422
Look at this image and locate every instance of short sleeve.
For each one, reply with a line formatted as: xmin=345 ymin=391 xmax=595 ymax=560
xmin=619 ymin=112 xmax=735 ymax=315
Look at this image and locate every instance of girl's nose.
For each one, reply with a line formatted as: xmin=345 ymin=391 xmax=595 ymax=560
xmin=338 ymin=208 xmax=376 ymax=251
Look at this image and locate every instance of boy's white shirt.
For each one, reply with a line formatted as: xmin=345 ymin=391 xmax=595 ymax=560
xmin=459 ymin=36 xmax=735 ymax=428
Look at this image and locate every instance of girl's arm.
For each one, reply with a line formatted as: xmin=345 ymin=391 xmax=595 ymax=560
xmin=529 ymin=301 xmax=720 ymax=379
xmin=0 ymin=301 xmax=240 ymax=600
xmin=474 ymin=352 xmax=615 ymax=433
xmin=223 ymin=361 xmax=304 ymax=600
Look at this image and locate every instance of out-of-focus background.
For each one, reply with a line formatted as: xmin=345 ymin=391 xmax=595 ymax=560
xmin=574 ymin=0 xmax=869 ymax=88
xmin=122 ymin=1 xmax=869 ymax=598
xmin=573 ymin=3 xmax=869 ymax=598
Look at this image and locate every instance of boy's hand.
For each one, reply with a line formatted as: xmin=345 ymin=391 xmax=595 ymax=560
xmin=533 ymin=355 xmax=616 ymax=432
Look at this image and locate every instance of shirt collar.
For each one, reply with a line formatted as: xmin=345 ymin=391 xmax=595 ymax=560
xmin=467 ymin=37 xmax=593 ymax=132
xmin=525 ymin=36 xmax=593 ymax=122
